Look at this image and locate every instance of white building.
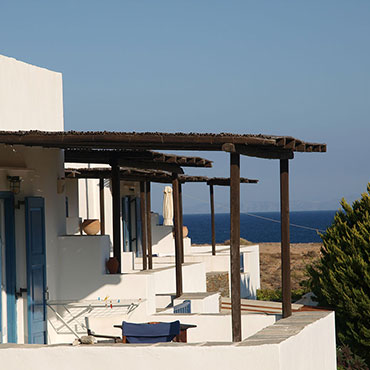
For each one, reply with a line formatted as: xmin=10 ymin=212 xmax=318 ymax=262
xmin=0 ymin=55 xmax=336 ymax=369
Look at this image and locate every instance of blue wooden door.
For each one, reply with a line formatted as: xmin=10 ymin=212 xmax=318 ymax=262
xmin=25 ymin=197 xmax=47 ymax=344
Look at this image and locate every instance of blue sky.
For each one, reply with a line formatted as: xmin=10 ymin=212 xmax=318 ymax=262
xmin=1 ymin=1 xmax=369 ymax=213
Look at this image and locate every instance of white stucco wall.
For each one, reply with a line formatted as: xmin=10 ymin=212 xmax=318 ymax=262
xmin=0 ymin=55 xmax=64 ymax=131
xmin=0 ymin=312 xmax=336 ymax=370
xmin=150 ymin=262 xmax=206 ymax=295
xmin=154 ymin=312 xmax=276 ymax=343
xmin=279 ymin=312 xmax=337 ymax=370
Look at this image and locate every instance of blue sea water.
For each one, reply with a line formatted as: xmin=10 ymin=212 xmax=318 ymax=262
xmin=181 ymin=210 xmax=337 ymax=244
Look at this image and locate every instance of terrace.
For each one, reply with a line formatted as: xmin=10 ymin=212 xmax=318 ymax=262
xmin=0 ymin=53 xmax=335 ymax=370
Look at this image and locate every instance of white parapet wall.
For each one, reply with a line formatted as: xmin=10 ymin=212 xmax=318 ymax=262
xmin=0 ymin=54 xmax=64 ymax=131
xmin=173 ymin=292 xmax=220 ymax=314
xmin=51 ymin=236 xmax=208 ymax=344
xmin=153 ymin=312 xmax=277 ymax=342
xmin=152 ymin=262 xmax=207 ymax=294
xmin=0 ymin=311 xmax=336 ymax=370
xmin=56 ymin=236 xmax=156 ymax=309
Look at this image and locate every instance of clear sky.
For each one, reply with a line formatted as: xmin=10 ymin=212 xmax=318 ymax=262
xmin=1 ymin=1 xmax=369 ymax=214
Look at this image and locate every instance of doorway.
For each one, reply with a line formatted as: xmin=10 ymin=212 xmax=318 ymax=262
xmin=0 ymin=192 xmax=17 ymax=343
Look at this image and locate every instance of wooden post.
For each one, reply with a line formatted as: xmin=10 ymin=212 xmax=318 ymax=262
xmin=280 ymin=159 xmax=292 ymax=318
xmin=146 ymin=181 xmax=153 ymax=270
xmin=140 ymin=181 xmax=147 ymax=270
xmin=172 ymin=174 xmax=183 ymax=297
xmin=179 ymin=182 xmax=184 ymax=264
xmin=111 ymin=161 xmax=121 ymax=272
xmin=99 ymin=178 xmax=105 ymax=235
xmin=209 ymin=184 xmax=216 ymax=255
xmin=230 ymin=152 xmax=241 ymax=342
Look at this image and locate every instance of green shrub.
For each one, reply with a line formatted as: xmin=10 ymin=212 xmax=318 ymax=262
xmin=307 ymin=185 xmax=370 ymax=364
xmin=256 ymin=287 xmax=307 ymax=302
xmin=337 ymin=345 xmax=369 ymax=370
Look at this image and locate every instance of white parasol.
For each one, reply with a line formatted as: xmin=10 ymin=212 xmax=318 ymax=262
xmin=163 ymin=186 xmax=174 ymax=226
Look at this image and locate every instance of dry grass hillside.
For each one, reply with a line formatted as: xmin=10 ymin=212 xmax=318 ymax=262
xmin=259 ymin=242 xmax=322 ymax=290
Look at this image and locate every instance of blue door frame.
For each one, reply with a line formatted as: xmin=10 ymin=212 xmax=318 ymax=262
xmin=0 ymin=192 xmax=17 ymax=343
xmin=25 ymin=197 xmax=47 ymax=344
xmin=122 ymin=196 xmax=132 ymax=253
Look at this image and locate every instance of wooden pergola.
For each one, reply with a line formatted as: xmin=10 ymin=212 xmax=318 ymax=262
xmin=64 ymin=152 xmax=213 ymax=276
xmin=0 ymin=130 xmax=326 ymax=342
xmin=66 ymin=167 xmax=259 ymax=264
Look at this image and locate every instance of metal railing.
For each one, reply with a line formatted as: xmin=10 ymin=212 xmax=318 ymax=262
xmin=174 ymin=300 xmax=191 ymax=314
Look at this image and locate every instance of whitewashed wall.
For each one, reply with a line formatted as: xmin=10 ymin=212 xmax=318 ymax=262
xmin=0 ymin=55 xmax=63 ymax=131
xmin=0 ymin=312 xmax=336 ymax=370
xmin=0 ymin=54 xmax=65 ymax=343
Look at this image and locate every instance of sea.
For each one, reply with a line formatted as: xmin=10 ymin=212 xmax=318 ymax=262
xmin=178 ymin=210 xmax=337 ymax=244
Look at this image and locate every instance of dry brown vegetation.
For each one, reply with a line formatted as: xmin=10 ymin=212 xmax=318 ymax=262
xmin=259 ymin=242 xmax=322 ymax=290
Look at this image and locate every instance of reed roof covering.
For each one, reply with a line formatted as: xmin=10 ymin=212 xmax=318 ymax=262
xmin=0 ymin=130 xmax=326 ymax=159
xmin=65 ymin=167 xmax=258 ymax=185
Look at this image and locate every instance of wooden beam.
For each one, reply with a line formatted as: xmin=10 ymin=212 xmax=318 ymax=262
xmin=2 ymin=132 xmax=326 ymax=155
xmin=210 ymin=184 xmax=216 ymax=256
xmin=280 ymin=159 xmax=292 ymax=318
xmin=99 ymin=178 xmax=105 ymax=235
xmin=111 ymin=161 xmax=121 ymax=272
xmin=172 ymin=174 xmax=183 ymax=297
xmin=230 ymin=152 xmax=241 ymax=342
xmin=66 ymin=168 xmax=260 ymax=187
xmin=140 ymin=181 xmax=147 ymax=270
xmin=222 ymin=143 xmax=236 ymax=153
xmin=179 ymin=182 xmax=184 ymax=264
xmin=65 ymin=149 xmax=211 ymax=169
xmin=223 ymin=143 xmax=294 ymax=160
xmin=146 ymin=181 xmax=153 ymax=270
xmin=117 ymin=159 xmax=184 ymax=174
xmin=207 ymin=178 xmax=258 ymax=186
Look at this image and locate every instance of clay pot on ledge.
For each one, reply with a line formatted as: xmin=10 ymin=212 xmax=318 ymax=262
xmin=182 ymin=226 xmax=188 ymax=238
xmin=106 ymin=257 xmax=119 ymax=274
xmin=172 ymin=225 xmax=189 ymax=239
xmin=81 ymin=219 xmax=100 ymax=235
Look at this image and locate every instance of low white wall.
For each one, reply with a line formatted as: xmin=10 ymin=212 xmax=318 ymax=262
xmin=279 ymin=312 xmax=337 ymax=370
xmin=152 ymin=263 xmax=206 ymax=295
xmin=0 ymin=342 xmax=279 ymax=370
xmin=60 ymin=309 xmax=276 ymax=344
xmin=154 ymin=312 xmax=276 ymax=343
xmin=173 ymin=293 xmax=220 ymax=314
xmin=184 ymin=254 xmax=230 ymax=272
xmin=241 ymin=245 xmax=260 ymax=296
xmin=151 ymin=224 xmax=174 ymax=255
xmin=56 ymin=236 xmax=156 ymax=314
xmin=0 ymin=312 xmax=335 ymax=370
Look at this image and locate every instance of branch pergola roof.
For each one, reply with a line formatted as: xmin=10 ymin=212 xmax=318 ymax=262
xmin=0 ymin=130 xmax=326 ymax=158
xmin=64 ymin=149 xmax=212 ymax=174
xmin=0 ymin=130 xmax=326 ymax=342
xmin=65 ymin=167 xmax=258 ymax=258
xmin=65 ymin=167 xmax=258 ymax=185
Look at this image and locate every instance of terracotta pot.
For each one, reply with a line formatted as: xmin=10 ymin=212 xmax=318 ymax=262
xmin=182 ymin=226 xmax=188 ymax=238
xmin=172 ymin=226 xmax=189 ymax=239
xmin=106 ymin=257 xmax=119 ymax=274
xmin=82 ymin=219 xmax=100 ymax=235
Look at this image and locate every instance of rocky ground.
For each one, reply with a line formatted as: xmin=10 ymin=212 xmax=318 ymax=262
xmin=205 ymin=242 xmax=322 ymax=296
xmin=259 ymin=242 xmax=322 ymax=290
